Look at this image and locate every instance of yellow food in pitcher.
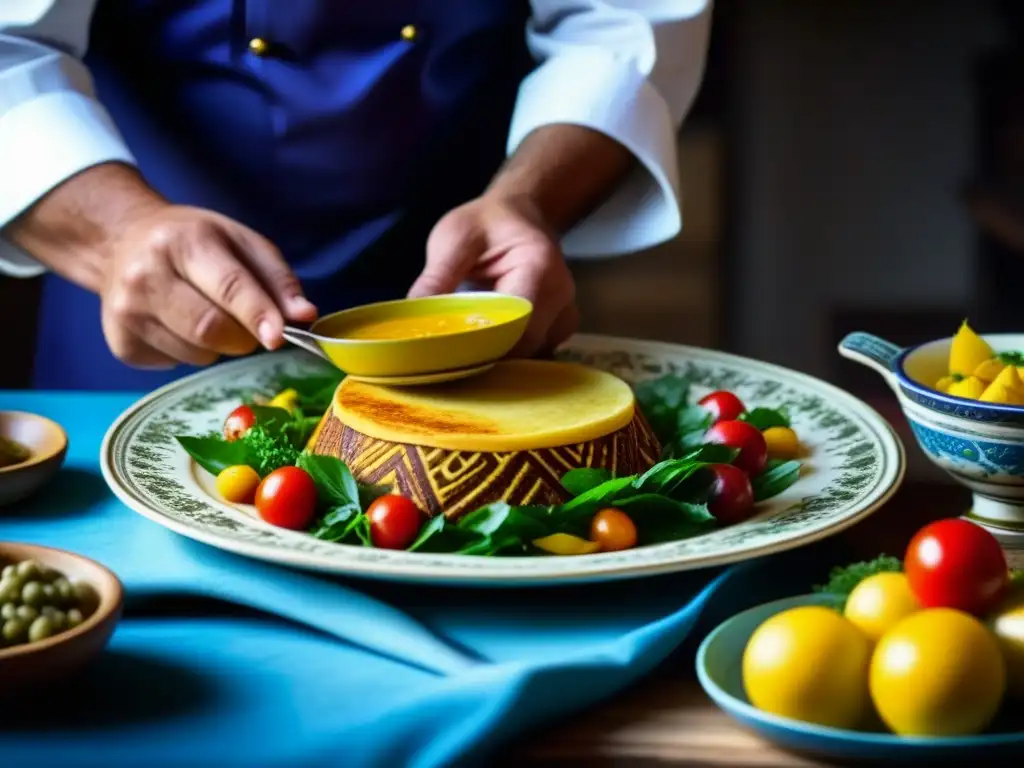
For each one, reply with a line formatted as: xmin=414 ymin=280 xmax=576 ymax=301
xmin=935 ymin=321 xmax=1024 ymax=405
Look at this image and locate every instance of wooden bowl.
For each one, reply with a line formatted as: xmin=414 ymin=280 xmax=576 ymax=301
xmin=0 ymin=411 xmax=68 ymax=507
xmin=0 ymin=542 xmax=123 ymax=686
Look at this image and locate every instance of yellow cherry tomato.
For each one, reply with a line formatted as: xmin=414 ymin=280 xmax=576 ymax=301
xmin=762 ymin=426 xmax=800 ymax=460
xmin=947 ymin=376 xmax=987 ymax=400
xmin=972 ymin=358 xmax=1006 ymax=383
xmin=532 ymin=533 xmax=601 ymax=556
xmin=843 ymin=572 xmax=921 ymax=643
xmin=591 ymin=507 xmax=637 ymax=552
xmin=989 ymin=583 xmax=1024 ymax=699
xmin=870 ymin=608 xmax=1006 ymax=737
xmin=268 ymin=388 xmax=300 ymax=412
xmin=742 ymin=605 xmax=871 ymax=729
xmin=949 ymin=321 xmax=995 ymax=377
xmin=215 ymin=465 xmax=262 ymax=504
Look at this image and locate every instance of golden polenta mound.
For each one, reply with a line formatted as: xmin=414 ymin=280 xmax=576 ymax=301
xmin=311 ymin=360 xmax=661 ymax=519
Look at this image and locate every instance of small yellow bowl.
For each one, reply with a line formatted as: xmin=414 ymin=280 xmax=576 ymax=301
xmin=283 ymin=292 xmax=532 ymax=379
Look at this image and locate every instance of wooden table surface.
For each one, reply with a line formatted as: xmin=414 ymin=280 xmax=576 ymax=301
xmin=518 ymin=481 xmax=1006 ymax=767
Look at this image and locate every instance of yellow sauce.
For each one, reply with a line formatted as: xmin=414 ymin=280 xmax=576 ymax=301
xmin=340 ymin=311 xmax=505 ymax=341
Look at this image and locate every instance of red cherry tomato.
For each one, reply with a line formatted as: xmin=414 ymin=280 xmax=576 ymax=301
xmin=698 ymin=390 xmax=747 ymax=425
xmin=706 ymin=464 xmax=755 ymax=524
xmin=904 ymin=518 xmax=1009 ymax=616
xmin=223 ymin=405 xmax=256 ymax=442
xmin=704 ymin=420 xmax=768 ymax=476
xmin=254 ymin=466 xmax=318 ymax=530
xmin=367 ymin=495 xmax=424 ymax=550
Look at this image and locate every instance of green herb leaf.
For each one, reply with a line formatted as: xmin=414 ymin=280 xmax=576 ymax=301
xmin=752 ymin=460 xmax=801 ymax=501
xmin=560 ymin=468 xmax=613 ymax=496
xmin=997 ymin=351 xmax=1024 ymax=367
xmin=239 ymin=426 xmax=301 ymax=476
xmin=408 ymin=515 xmax=477 ymax=553
xmin=175 ymin=435 xmax=252 ymax=476
xmin=635 ymin=374 xmax=692 ymax=443
xmin=248 ymin=405 xmax=294 ymax=434
xmin=456 ymin=501 xmax=550 ymax=540
xmin=616 ymin=495 xmax=715 ymax=544
xmin=309 ymin=503 xmax=361 ymax=542
xmin=271 ymin=370 xmax=345 ymax=413
xmin=296 ymin=453 xmax=359 ymax=507
xmin=740 ymin=407 xmax=791 ymax=430
xmin=812 ymin=555 xmax=902 ymax=600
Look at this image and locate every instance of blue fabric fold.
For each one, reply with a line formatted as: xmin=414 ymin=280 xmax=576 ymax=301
xmin=0 ymin=392 xmax=791 ymax=767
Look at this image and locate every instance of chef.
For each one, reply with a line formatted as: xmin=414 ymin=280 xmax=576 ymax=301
xmin=0 ymin=1 xmax=713 ymax=391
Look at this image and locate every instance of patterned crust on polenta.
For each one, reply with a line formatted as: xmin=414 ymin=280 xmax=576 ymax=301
xmin=312 ymin=407 xmax=660 ymax=519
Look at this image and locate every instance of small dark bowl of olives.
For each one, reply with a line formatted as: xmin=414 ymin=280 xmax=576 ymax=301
xmin=0 ymin=542 xmax=123 ymax=685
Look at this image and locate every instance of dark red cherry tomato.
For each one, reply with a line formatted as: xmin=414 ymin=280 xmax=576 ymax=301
xmin=706 ymin=464 xmax=755 ymax=524
xmin=698 ymin=390 xmax=747 ymax=425
xmin=367 ymin=495 xmax=424 ymax=550
xmin=223 ymin=404 xmax=256 ymax=442
xmin=904 ymin=518 xmax=1009 ymax=616
xmin=704 ymin=420 xmax=768 ymax=476
xmin=254 ymin=466 xmax=318 ymax=530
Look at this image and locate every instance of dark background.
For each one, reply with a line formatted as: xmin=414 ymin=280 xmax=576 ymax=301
xmin=3 ymin=0 xmax=1021 ymax=401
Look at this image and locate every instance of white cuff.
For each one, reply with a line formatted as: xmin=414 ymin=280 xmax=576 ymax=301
xmin=0 ymin=90 xmax=136 ymax=278
xmin=507 ymin=50 xmax=682 ymax=259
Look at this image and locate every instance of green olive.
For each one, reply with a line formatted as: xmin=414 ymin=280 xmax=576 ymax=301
xmin=27 ymin=615 xmax=54 ymax=643
xmin=15 ymin=605 xmax=38 ymax=622
xmin=0 ymin=602 xmax=15 ymax=620
xmin=66 ymin=608 xmax=84 ymax=628
xmin=21 ymin=581 xmax=43 ymax=607
xmin=15 ymin=559 xmax=40 ymax=579
xmin=40 ymin=605 xmax=58 ymax=618
xmin=73 ymin=582 xmax=99 ymax=616
xmin=2 ymin=618 xmax=26 ymax=642
xmin=49 ymin=611 xmax=66 ymax=632
xmin=53 ymin=578 xmax=74 ymax=605
xmin=0 ymin=580 xmax=20 ymax=604
xmin=40 ymin=583 xmax=57 ymax=603
xmin=1 ymin=564 xmax=16 ymax=580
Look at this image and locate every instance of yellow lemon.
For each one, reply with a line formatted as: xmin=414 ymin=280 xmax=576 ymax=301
xmin=870 ymin=608 xmax=1006 ymax=737
xmin=268 ymin=388 xmax=300 ymax=412
xmin=844 ymin=572 xmax=921 ymax=643
xmin=972 ymin=358 xmax=1007 ymax=383
xmin=990 ymin=583 xmax=1024 ymax=699
xmin=948 ymin=376 xmax=987 ymax=400
xmin=742 ymin=605 xmax=871 ymax=729
xmin=763 ymin=426 xmax=800 ymax=460
xmin=532 ymin=533 xmax=600 ymax=555
xmin=949 ymin=321 xmax=995 ymax=377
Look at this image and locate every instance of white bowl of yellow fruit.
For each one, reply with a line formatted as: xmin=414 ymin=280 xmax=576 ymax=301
xmin=840 ymin=323 xmax=1024 ymax=539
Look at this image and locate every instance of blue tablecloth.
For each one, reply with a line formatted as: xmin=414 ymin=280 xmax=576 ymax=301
xmin=0 ymin=392 xmax=812 ymax=767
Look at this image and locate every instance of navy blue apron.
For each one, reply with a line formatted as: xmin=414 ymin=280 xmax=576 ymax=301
xmin=33 ymin=0 xmax=532 ymax=390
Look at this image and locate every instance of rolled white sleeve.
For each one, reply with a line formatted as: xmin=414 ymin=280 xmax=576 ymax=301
xmin=511 ymin=1 xmax=713 ymax=257
xmin=0 ymin=0 xmax=134 ymax=278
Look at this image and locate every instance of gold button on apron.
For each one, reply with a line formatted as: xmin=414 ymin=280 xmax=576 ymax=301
xmin=248 ymin=37 xmax=270 ymax=56
xmin=400 ymin=25 xmax=418 ymax=42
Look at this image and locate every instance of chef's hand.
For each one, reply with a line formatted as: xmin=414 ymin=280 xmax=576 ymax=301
xmin=99 ymin=204 xmax=318 ymax=368
xmin=409 ymin=193 xmax=579 ymax=357
xmin=8 ymin=163 xmax=317 ymax=369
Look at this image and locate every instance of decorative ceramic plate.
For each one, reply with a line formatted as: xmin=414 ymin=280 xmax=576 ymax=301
xmin=100 ymin=335 xmax=905 ymax=586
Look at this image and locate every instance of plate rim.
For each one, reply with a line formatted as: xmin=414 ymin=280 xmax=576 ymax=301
xmin=695 ymin=592 xmax=1024 ymax=749
xmin=100 ymin=333 xmax=907 ymax=585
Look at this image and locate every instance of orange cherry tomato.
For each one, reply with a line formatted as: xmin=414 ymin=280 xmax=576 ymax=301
xmin=591 ymin=507 xmax=638 ymax=552
xmin=215 ymin=465 xmax=261 ymax=504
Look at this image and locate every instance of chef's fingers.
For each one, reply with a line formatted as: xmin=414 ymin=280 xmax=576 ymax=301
xmin=409 ymin=217 xmax=486 ymax=298
xmin=171 ymin=223 xmax=287 ymax=350
xmin=497 ymin=244 xmax=574 ymax=358
xmin=226 ymin=222 xmax=318 ymax=324
xmin=156 ymin=278 xmax=258 ymax=358
xmin=100 ymin=310 xmax=178 ymax=370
